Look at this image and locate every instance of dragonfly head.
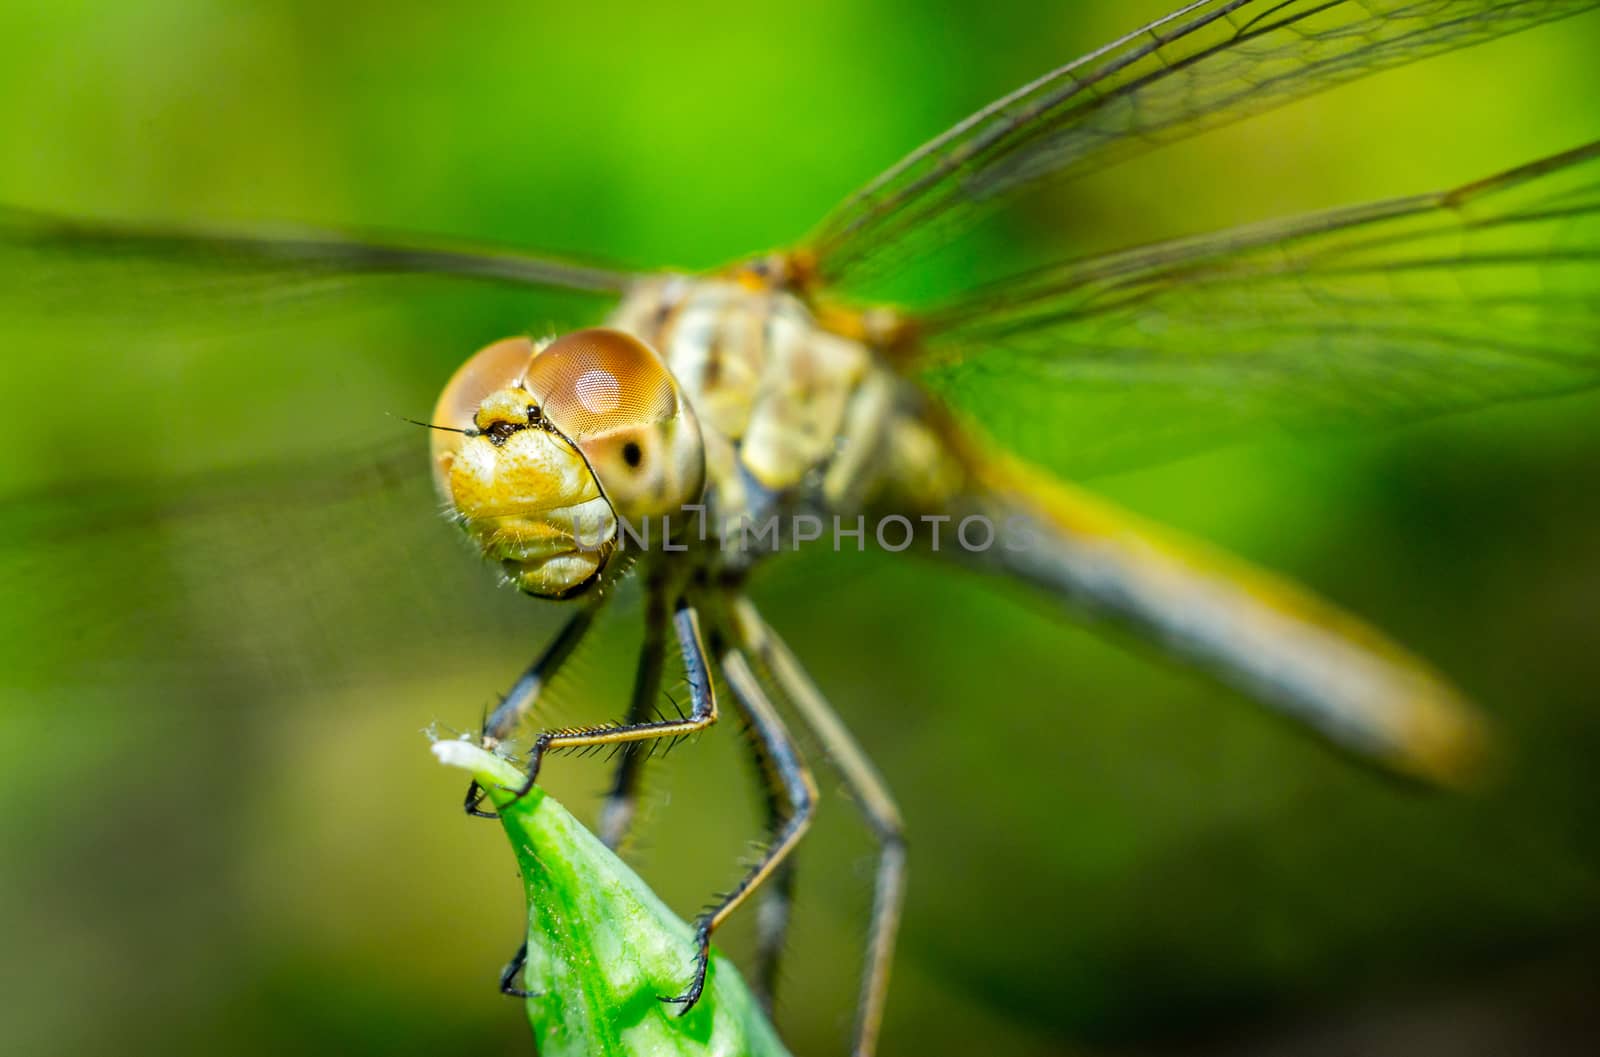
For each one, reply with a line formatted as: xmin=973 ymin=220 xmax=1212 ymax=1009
xmin=431 ymin=329 xmax=705 ymax=598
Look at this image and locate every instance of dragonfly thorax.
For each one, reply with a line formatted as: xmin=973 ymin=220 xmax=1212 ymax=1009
xmin=608 ymin=275 xmax=969 ymax=561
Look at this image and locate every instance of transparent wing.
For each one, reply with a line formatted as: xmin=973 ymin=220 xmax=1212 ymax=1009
xmin=0 ymin=435 xmax=643 ymax=781
xmin=0 ymin=206 xmax=632 ymax=754
xmin=5 ymin=443 xmax=436 ymax=690
xmin=905 ymin=141 xmax=1600 ymax=478
xmin=0 ymin=205 xmax=636 ymax=314
xmin=0 ymin=205 xmax=637 ymax=490
xmin=805 ymin=0 xmax=1600 ymax=289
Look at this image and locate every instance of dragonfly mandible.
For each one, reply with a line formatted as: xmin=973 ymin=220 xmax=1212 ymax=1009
xmin=6 ymin=3 xmax=1600 ymax=1055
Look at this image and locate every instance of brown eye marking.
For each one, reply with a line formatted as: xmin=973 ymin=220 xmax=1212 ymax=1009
xmin=622 ymin=441 xmax=643 ymax=468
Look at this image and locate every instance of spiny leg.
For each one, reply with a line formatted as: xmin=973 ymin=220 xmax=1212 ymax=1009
xmin=751 ymin=844 xmax=797 ymax=1015
xmin=597 ymin=586 xmax=670 ymax=851
xmin=604 ymin=587 xmax=799 ymax=1008
xmin=480 ymin=602 xmax=609 ymax=998
xmin=506 ymin=600 xmax=718 ymax=802
xmin=464 ymin=599 xmax=604 ymax=818
xmin=495 ymin=600 xmax=717 ymax=1002
xmin=718 ymin=606 xmax=802 ymax=1014
xmin=484 ymin=599 xmax=606 ymax=743
xmin=732 ymin=596 xmax=904 ymax=1057
xmin=661 ymin=645 xmax=816 ymax=1015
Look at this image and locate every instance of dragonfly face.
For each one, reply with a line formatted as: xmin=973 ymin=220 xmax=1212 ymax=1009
xmin=431 ymin=328 xmax=705 ymax=597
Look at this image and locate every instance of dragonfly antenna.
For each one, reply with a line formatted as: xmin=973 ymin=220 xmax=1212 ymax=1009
xmin=389 ymin=411 xmax=476 ymax=435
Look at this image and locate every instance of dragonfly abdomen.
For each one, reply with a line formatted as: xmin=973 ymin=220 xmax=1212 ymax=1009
xmin=937 ymin=440 xmax=1490 ymax=789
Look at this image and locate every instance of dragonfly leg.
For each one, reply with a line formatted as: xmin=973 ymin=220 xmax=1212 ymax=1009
xmin=464 ymin=599 xmax=605 ymax=818
xmin=498 ymin=940 xmax=538 ymax=998
xmin=597 ymin=586 xmax=670 ymax=851
xmin=660 ymin=645 xmax=816 ymax=1016
xmin=493 ymin=593 xmax=701 ymax=1005
xmin=731 ymin=596 xmax=904 ymax=1057
xmin=504 ymin=601 xmax=717 ymax=803
xmin=717 ymin=603 xmax=801 ymax=1011
xmin=751 ymin=857 xmax=796 ymax=1015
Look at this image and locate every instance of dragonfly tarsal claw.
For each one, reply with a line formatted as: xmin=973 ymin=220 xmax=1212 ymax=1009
xmin=656 ymin=924 xmax=713 ymax=1014
xmin=463 ymin=779 xmax=499 ymax=820
xmin=498 ymin=940 xmax=540 ymax=998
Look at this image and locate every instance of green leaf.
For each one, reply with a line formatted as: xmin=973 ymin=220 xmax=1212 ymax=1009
xmin=433 ymin=740 xmax=793 ymax=1057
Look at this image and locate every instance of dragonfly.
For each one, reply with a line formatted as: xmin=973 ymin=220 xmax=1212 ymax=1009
xmin=5 ymin=3 xmax=1600 ymax=1055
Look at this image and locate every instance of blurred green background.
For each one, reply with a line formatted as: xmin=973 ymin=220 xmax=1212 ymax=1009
xmin=2 ymin=2 xmax=1599 ymax=1056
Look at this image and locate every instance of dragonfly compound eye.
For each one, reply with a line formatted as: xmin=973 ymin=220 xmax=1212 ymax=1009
xmin=430 ymin=335 xmax=619 ymax=599
xmin=524 ymin=328 xmax=706 ymax=522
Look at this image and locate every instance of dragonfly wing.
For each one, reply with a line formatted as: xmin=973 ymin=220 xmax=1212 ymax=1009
xmin=805 ymin=0 xmax=1600 ymax=289
xmin=0 ymin=207 xmax=632 ymax=746
xmin=0 ymin=206 xmax=638 ymax=495
xmin=0 ymin=441 xmax=562 ymax=711
xmin=0 ymin=205 xmax=637 ymax=312
xmin=910 ymin=140 xmax=1600 ymax=478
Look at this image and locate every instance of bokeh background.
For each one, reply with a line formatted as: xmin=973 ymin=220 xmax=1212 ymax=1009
xmin=2 ymin=2 xmax=1599 ymax=1055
